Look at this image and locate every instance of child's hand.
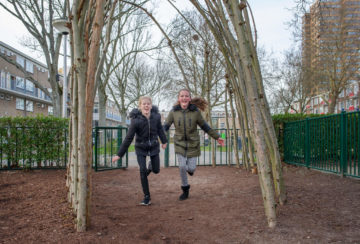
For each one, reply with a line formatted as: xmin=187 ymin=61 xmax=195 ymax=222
xmin=112 ymin=155 xmax=120 ymax=163
xmin=217 ymin=138 xmax=225 ymax=147
xmin=161 ymin=143 xmax=167 ymax=149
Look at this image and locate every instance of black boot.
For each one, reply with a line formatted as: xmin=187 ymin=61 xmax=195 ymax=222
xmin=179 ymin=185 xmax=190 ymax=201
xmin=140 ymin=195 xmax=151 ymax=206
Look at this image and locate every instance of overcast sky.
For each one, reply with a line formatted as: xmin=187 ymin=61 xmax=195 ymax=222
xmin=0 ymin=0 xmax=296 ymax=63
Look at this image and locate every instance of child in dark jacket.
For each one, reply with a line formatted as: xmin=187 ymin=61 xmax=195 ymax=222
xmin=164 ymin=89 xmax=224 ymax=201
xmin=112 ymin=96 xmax=167 ymax=205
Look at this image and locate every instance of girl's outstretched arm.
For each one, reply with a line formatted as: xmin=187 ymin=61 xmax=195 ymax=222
xmin=116 ymin=119 xmax=137 ymax=158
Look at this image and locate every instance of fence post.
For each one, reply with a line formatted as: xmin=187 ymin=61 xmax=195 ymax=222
xmin=164 ymin=131 xmax=169 ymax=168
xmin=340 ymin=110 xmax=347 ymax=177
xmin=117 ymin=126 xmax=123 ymax=168
xmin=305 ymin=118 xmax=310 ymax=168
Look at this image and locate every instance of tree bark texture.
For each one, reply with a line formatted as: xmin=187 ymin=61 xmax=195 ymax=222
xmin=70 ymin=0 xmax=105 ymax=232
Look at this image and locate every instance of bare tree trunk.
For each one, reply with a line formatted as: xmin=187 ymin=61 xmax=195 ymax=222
xmin=98 ymin=84 xmax=107 ymax=127
xmin=70 ymin=68 xmax=79 ymax=212
xmin=204 ymin=44 xmax=216 ymax=167
xmin=328 ymin=93 xmax=337 ymax=114
xmin=225 ymin=0 xmax=277 ymax=226
xmin=240 ymin=1 xmax=286 ymax=205
xmin=70 ymin=0 xmax=105 ymax=232
xmin=224 ymin=86 xmax=232 ymax=166
xmin=227 ymin=84 xmax=240 ymax=168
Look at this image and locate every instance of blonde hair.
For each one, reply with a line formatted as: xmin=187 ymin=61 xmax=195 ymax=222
xmin=138 ymin=96 xmax=152 ymax=109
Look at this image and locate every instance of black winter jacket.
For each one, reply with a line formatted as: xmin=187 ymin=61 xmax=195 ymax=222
xmin=117 ymin=106 xmax=167 ymax=157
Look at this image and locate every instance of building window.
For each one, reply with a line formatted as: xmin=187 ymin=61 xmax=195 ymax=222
xmin=16 ymin=55 xmax=25 ymax=68
xmin=0 ymin=71 xmax=5 ymax=88
xmin=16 ymin=98 xmax=24 ymax=110
xmin=16 ymin=77 xmax=25 ymax=89
xmin=38 ymin=89 xmax=45 ymax=99
xmin=314 ymin=97 xmax=318 ymax=105
xmin=48 ymin=106 xmax=53 ymax=115
xmin=6 ymin=73 xmax=11 ymax=89
xmin=25 ymin=80 xmax=34 ymax=92
xmin=26 ymin=100 xmax=33 ymax=112
xmin=220 ymin=122 xmax=225 ymax=128
xmin=25 ymin=61 xmax=34 ymax=73
xmin=26 ymin=80 xmax=35 ymax=92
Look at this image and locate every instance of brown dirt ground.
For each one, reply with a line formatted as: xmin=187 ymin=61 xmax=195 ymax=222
xmin=0 ymin=164 xmax=360 ymax=244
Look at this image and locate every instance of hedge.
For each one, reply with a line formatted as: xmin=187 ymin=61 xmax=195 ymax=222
xmin=0 ymin=115 xmax=68 ymax=169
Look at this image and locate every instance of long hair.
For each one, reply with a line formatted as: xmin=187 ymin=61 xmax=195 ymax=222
xmin=190 ymin=97 xmax=208 ymax=111
xmin=174 ymin=89 xmax=208 ymax=111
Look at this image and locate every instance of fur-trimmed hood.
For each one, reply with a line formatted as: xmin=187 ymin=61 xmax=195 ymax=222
xmin=129 ymin=105 xmax=160 ymax=119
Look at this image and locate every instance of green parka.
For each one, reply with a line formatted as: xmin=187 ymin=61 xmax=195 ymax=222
xmin=164 ymin=104 xmax=220 ymax=158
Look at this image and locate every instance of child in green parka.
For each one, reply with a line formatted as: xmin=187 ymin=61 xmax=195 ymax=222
xmin=164 ymin=89 xmax=224 ymax=200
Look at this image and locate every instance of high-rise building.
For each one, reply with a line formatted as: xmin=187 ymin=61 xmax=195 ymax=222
xmin=301 ymin=0 xmax=360 ymax=113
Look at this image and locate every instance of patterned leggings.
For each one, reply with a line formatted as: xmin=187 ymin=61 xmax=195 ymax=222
xmin=176 ymin=153 xmax=197 ymax=186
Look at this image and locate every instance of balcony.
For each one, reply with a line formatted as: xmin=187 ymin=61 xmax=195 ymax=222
xmin=0 ymin=79 xmax=52 ymax=104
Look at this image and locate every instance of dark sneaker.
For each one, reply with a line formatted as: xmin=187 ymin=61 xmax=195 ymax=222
xmin=140 ymin=196 xmax=151 ymax=206
xmin=187 ymin=171 xmax=194 ymax=176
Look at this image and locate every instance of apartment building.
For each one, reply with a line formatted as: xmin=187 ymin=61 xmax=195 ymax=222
xmin=92 ymin=98 xmax=123 ymax=127
xmin=0 ymin=41 xmax=53 ymax=117
xmin=291 ymin=81 xmax=359 ymax=114
xmin=300 ymin=0 xmax=360 ymax=114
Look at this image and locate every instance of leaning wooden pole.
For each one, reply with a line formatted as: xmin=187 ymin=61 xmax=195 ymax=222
xmin=190 ymin=0 xmax=281 ymax=228
xmin=240 ymin=0 xmax=286 ymax=205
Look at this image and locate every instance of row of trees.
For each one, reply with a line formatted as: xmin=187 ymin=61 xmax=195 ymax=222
xmin=1 ymin=0 xmax=289 ymax=231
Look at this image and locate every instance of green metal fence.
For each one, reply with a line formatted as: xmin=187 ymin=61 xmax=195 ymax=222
xmin=163 ymin=128 xmax=240 ymax=167
xmin=0 ymin=126 xmax=68 ymax=170
xmin=284 ymin=111 xmax=359 ymax=178
xmin=0 ymin=125 xmax=242 ymax=171
xmin=93 ymin=126 xmax=128 ymax=171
